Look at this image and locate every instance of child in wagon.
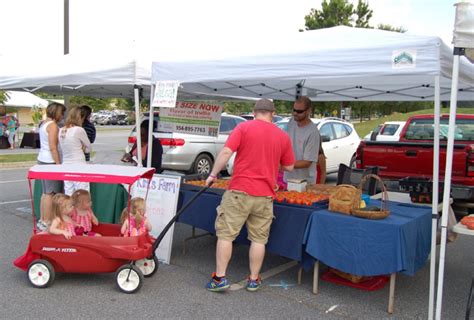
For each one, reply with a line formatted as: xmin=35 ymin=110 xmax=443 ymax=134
xmin=120 ymin=197 xmax=152 ymax=237
xmin=70 ymin=189 xmax=101 ymax=236
xmin=49 ymin=194 xmax=76 ymax=239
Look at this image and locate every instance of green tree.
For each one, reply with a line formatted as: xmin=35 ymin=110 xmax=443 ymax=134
xmin=69 ymin=96 xmax=108 ymax=110
xmin=0 ymin=90 xmax=9 ymax=104
xmin=377 ymin=24 xmax=407 ymax=33
xmin=304 ymin=0 xmax=373 ymax=30
xmin=354 ymin=0 xmax=373 ymax=28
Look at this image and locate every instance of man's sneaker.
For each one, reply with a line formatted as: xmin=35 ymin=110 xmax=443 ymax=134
xmin=246 ymin=276 xmax=262 ymax=292
xmin=206 ymin=273 xmax=230 ymax=292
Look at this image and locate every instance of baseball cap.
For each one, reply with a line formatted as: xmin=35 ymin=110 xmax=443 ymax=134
xmin=253 ymin=99 xmax=275 ymax=112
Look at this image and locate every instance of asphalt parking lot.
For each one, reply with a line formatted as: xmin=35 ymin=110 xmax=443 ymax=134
xmin=0 ymin=127 xmax=472 ymax=319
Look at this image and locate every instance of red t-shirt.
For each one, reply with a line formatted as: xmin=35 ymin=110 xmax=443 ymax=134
xmin=226 ymin=119 xmax=295 ymax=198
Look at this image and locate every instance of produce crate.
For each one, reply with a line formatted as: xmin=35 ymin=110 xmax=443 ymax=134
xmin=399 ymin=177 xmax=445 ymax=203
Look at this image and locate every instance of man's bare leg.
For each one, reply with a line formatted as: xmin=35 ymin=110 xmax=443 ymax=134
xmin=216 ymin=238 xmax=232 ymax=277
xmin=249 ymin=241 xmax=265 ymax=279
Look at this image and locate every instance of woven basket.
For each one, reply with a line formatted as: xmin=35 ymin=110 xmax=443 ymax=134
xmin=328 ymin=184 xmax=361 ymax=215
xmin=351 ymin=174 xmax=390 ymax=220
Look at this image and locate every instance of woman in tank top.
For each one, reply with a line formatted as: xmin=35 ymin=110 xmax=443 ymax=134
xmin=36 ymin=102 xmax=66 ymax=232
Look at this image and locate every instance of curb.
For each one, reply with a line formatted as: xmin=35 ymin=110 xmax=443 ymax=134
xmin=0 ymin=161 xmax=36 ymax=169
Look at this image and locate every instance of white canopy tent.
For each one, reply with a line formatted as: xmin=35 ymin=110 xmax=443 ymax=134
xmin=0 ymin=53 xmax=154 ymax=162
xmin=151 ymin=26 xmax=474 ymax=102
xmin=2 ymin=91 xmax=49 ymax=108
xmin=151 ymin=25 xmax=474 ymax=318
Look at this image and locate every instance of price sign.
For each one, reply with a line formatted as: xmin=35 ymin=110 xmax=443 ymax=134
xmin=151 ymin=81 xmax=180 ymax=108
xmin=158 ymin=101 xmax=223 ymax=137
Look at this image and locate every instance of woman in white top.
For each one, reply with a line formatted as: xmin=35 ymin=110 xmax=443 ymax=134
xmin=59 ymin=106 xmax=92 ymax=195
xmin=37 ymin=102 xmax=66 ymax=231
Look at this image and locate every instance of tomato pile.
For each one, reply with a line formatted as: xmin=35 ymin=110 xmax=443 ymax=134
xmin=460 ymin=215 xmax=474 ymax=230
xmin=184 ymin=180 xmax=329 ymax=207
xmin=185 ymin=179 xmax=231 ymax=189
xmin=275 ymin=191 xmax=329 ymax=206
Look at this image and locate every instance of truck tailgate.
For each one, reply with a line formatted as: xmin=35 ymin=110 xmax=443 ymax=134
xmin=361 ymin=141 xmax=470 ymax=184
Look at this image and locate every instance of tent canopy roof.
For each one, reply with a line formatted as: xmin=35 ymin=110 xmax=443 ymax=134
xmin=151 ymin=27 xmax=474 ymax=101
xmin=0 ymin=26 xmax=472 ymax=102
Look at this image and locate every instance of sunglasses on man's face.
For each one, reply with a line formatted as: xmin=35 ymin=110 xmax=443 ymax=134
xmin=293 ymin=108 xmax=308 ymax=114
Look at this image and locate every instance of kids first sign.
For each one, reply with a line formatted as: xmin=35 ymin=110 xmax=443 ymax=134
xmin=158 ymin=101 xmax=223 ymax=137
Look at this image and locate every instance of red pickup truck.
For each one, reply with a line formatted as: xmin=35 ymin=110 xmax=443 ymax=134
xmin=355 ymin=114 xmax=474 ymax=202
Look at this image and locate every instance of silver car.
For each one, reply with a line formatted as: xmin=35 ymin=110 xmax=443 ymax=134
xmin=126 ymin=113 xmax=246 ymax=174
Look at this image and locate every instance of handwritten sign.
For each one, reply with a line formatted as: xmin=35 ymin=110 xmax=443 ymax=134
xmin=152 ymin=81 xmax=180 ymax=108
xmin=159 ymin=101 xmax=223 ymax=137
xmin=131 ymin=174 xmax=181 ymax=264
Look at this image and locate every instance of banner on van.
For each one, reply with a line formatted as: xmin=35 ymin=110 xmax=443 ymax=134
xmin=158 ymin=101 xmax=223 ymax=137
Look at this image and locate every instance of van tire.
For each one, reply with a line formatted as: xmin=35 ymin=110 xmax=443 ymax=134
xmin=192 ymin=154 xmax=213 ymax=175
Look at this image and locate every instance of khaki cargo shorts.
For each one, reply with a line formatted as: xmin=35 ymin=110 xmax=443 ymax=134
xmin=215 ymin=190 xmax=274 ymax=244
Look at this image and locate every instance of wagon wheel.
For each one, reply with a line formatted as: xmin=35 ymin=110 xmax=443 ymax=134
xmin=115 ymin=264 xmax=144 ymax=294
xmin=135 ymin=256 xmax=159 ymax=278
xmin=28 ymin=259 xmax=55 ymax=288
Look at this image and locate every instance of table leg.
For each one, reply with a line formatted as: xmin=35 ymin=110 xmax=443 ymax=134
xmin=313 ymin=261 xmax=319 ymax=294
xmin=182 ymin=226 xmax=211 ymax=254
xmin=297 ymin=267 xmax=303 ymax=285
xmin=388 ymin=273 xmax=396 ymax=314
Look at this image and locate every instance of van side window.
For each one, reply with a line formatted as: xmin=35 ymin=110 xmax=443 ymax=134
xmin=219 ymin=117 xmax=234 ymax=134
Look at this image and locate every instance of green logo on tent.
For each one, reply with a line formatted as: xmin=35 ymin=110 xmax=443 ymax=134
xmin=394 ymin=52 xmax=413 ymax=65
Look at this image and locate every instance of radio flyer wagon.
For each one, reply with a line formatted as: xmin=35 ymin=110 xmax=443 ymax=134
xmin=14 ymin=164 xmax=158 ymax=293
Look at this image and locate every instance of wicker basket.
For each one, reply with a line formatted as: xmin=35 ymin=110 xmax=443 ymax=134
xmin=328 ymin=184 xmax=361 ymax=215
xmin=351 ymin=174 xmax=390 ymax=219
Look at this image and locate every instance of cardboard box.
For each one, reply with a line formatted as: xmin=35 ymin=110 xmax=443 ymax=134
xmin=287 ymin=179 xmax=307 ymax=192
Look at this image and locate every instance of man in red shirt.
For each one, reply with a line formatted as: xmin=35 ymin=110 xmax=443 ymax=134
xmin=205 ymin=99 xmax=295 ymax=292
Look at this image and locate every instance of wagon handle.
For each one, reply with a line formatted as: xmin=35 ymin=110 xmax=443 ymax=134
xmin=151 ymin=182 xmax=213 ymax=255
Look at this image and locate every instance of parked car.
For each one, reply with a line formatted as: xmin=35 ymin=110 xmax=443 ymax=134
xmin=364 ymin=121 xmax=406 ymax=142
xmin=227 ymin=117 xmax=361 ymax=175
xmin=126 ymin=113 xmax=246 ymax=174
xmin=116 ymin=114 xmax=129 ymax=125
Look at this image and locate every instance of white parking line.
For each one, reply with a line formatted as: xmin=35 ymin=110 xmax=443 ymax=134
xmin=0 ymin=199 xmax=30 ymax=205
xmin=0 ymin=179 xmax=26 ymax=184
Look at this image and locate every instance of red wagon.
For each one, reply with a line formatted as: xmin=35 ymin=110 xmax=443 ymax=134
xmin=15 ymin=164 xmax=157 ymax=293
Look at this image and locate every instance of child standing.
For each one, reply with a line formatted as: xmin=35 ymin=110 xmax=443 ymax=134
xmin=70 ymin=189 xmax=100 ymax=236
xmin=49 ymin=194 xmax=76 ymax=239
xmin=120 ymin=197 xmax=152 ymax=237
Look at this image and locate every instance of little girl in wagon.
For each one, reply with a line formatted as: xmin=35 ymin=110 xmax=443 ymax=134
xmin=120 ymin=197 xmax=152 ymax=237
xmin=49 ymin=194 xmax=76 ymax=239
xmin=70 ymin=189 xmax=101 ymax=236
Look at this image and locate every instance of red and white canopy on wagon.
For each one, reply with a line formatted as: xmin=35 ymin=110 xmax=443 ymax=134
xmin=28 ymin=164 xmax=155 ymax=185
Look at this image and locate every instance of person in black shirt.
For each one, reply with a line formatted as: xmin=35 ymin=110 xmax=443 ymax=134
xmin=121 ymin=120 xmax=163 ymax=173
xmin=80 ymin=105 xmax=96 ymax=162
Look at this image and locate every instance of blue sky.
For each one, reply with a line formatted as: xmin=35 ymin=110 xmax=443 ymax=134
xmin=0 ymin=0 xmax=461 ymax=56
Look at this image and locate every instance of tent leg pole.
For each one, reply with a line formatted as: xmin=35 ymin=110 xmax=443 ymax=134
xmin=435 ymin=54 xmax=460 ymax=320
xmin=134 ymin=87 xmax=142 ymax=166
xmin=428 ymin=75 xmax=441 ymax=320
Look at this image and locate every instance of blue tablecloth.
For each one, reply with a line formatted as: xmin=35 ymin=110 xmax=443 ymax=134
xmin=304 ymin=201 xmax=432 ymax=276
xmin=177 ymin=189 xmax=316 ymax=262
